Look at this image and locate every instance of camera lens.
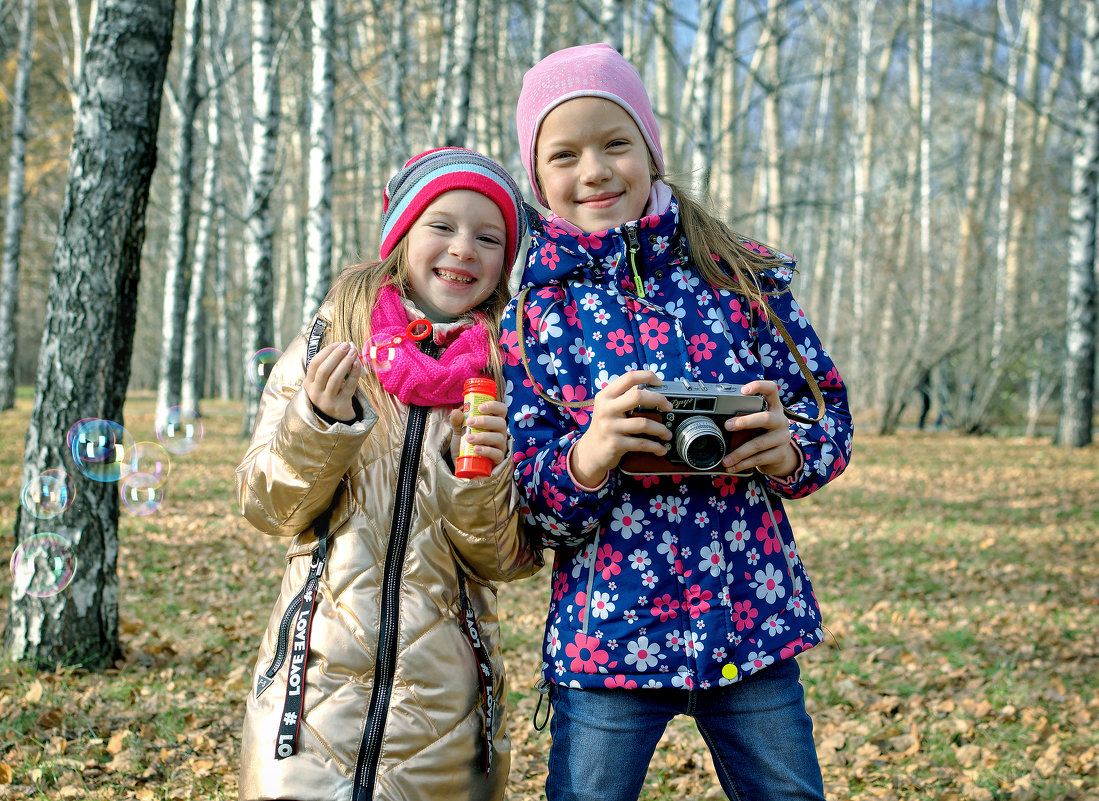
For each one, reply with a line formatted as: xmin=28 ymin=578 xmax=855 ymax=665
xmin=674 ymin=416 xmax=726 ymax=470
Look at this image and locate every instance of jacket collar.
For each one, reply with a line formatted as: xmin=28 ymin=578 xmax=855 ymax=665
xmin=520 ymin=198 xmax=688 ymax=288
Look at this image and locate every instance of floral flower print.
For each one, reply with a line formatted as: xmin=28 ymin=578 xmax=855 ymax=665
xmin=607 ymin=328 xmax=635 ymax=356
xmin=683 ymin=584 xmax=713 ymax=619
xmin=610 ymin=503 xmax=646 ymax=538
xmin=793 ymin=339 xmax=820 ymax=374
xmin=742 ymin=650 xmax=775 ymax=675
xmin=751 ymin=563 xmax=786 ymax=604
xmin=540 ymin=243 xmax=561 ymax=271
xmin=569 ymin=337 xmax=594 ymax=365
xmin=664 ymin=630 xmax=685 ymax=652
xmin=731 ymin=600 xmax=757 ymax=631
xmin=755 ymin=508 xmax=785 ymax=556
xmin=579 ymin=292 xmax=602 ymax=311
xmin=698 ymin=543 xmax=725 ymax=576
xmin=551 ymin=572 xmax=570 ymax=602
xmin=541 ymin=481 xmax=566 ymax=512
xmin=665 ymin=496 xmax=686 ymax=522
xmin=639 ymin=318 xmax=671 ymax=350
xmin=537 ymin=349 xmax=563 ymax=377
xmin=577 ymin=231 xmax=604 ymax=250
xmin=513 ymin=404 xmax=540 ymax=429
xmin=624 ymin=636 xmax=661 ymax=670
xmin=762 ymin=614 xmax=787 ymax=636
xmin=687 ymin=333 xmax=716 ymax=362
xmin=628 ymin=549 xmax=651 ymax=571
xmin=682 ymin=630 xmax=706 ymax=658
xmin=546 ymin=625 xmax=561 ymax=656
xmin=640 ymin=570 xmax=657 ymax=589
xmin=590 ymin=591 xmax=616 ymax=620
xmin=592 ymin=307 xmax=612 ymax=325
xmin=650 ymin=593 xmax=680 ymax=622
xmin=595 ymin=543 xmax=624 ymax=581
xmin=671 ymin=666 xmax=695 ymax=689
xmin=672 ymin=266 xmax=699 ymax=291
xmin=565 ymin=633 xmax=610 ymax=673
xmin=604 ymin=674 xmax=638 ymax=689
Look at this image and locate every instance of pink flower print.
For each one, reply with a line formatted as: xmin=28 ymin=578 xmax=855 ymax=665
xmin=543 ymin=220 xmax=567 ymax=238
xmin=551 ymin=572 xmax=570 ymax=601
xmin=650 ymin=593 xmax=680 ymax=622
xmin=687 ymin=333 xmax=716 ymax=363
xmin=565 ymin=632 xmax=610 ymax=673
xmin=639 ymin=318 xmax=671 ymax=350
xmin=577 ymin=231 xmax=604 ymax=249
xmin=565 ymin=301 xmax=580 ymax=327
xmin=596 ymin=543 xmax=624 ymax=581
xmin=780 ymin=637 xmax=808 ymax=659
xmin=731 ymin=600 xmax=758 ymax=632
xmin=604 ymin=674 xmax=638 ymax=689
xmin=755 ymin=508 xmax=785 ymax=556
xmin=743 ymin=240 xmax=773 ymax=257
xmin=711 ymin=475 xmax=741 ymax=497
xmin=683 ymin=584 xmax=713 ymax=619
xmin=728 ymin=298 xmax=751 ymax=330
xmin=540 ymin=244 xmax=561 ymax=270
xmin=542 ymin=481 xmax=566 ymax=512
xmin=823 ymin=366 xmax=843 ymax=388
xmin=607 ymin=329 xmax=636 ymax=356
xmin=499 ymin=327 xmax=521 ymax=365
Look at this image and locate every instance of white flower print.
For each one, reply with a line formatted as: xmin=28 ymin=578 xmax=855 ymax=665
xmin=724 ymin=349 xmax=743 ymax=371
xmin=628 ymin=549 xmax=651 ymax=571
xmin=624 ymin=636 xmax=661 ymax=670
xmin=742 ymin=651 xmax=775 ymax=675
xmin=649 ymin=495 xmax=669 ymax=518
xmin=738 ymin=342 xmax=759 ymax=366
xmin=623 ymin=609 xmax=639 ymax=623
xmin=794 ymin=339 xmax=820 ymax=373
xmin=580 ymin=292 xmax=601 ymax=311
xmin=657 ymin=531 xmax=678 ymax=563
xmin=569 ymin=338 xmax=594 ymax=365
xmin=673 ymin=267 xmax=699 ymax=291
xmin=751 ymin=563 xmax=786 ymax=603
xmin=757 ymin=342 xmax=776 ymax=368
xmin=762 ymin=614 xmax=788 ymax=636
xmin=593 ymin=309 xmax=612 ymax=324
xmin=671 ymin=666 xmax=694 ymax=689
xmin=683 ymin=630 xmax=706 ymax=658
xmin=641 ymin=570 xmax=658 ymax=589
xmin=537 ymin=309 xmax=563 ymax=342
xmin=570 ymin=543 xmax=596 ymax=580
xmin=703 ymin=306 xmax=727 ymax=335
xmin=513 ymin=404 xmax=540 ymax=429
xmin=664 ymin=298 xmax=687 ymax=320
xmin=788 ymin=302 xmax=809 ymax=329
xmin=698 ymin=543 xmax=725 ymax=577
xmin=546 ymin=625 xmax=561 ymax=657
xmin=537 ymin=349 xmax=563 ymax=376
xmin=665 ymin=497 xmax=686 ymax=523
xmin=745 ymin=483 xmax=763 ymax=506
xmin=695 ymin=511 xmax=710 ymax=527
xmin=725 ymin=520 xmax=750 ymax=551
xmin=664 ymin=630 xmax=685 ymax=652
xmin=594 ymin=369 xmax=614 ymax=390
xmin=590 ymin=591 xmax=615 ymax=620
xmin=610 ymin=503 xmax=646 ymax=538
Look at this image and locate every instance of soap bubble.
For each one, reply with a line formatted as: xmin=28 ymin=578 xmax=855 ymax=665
xmin=121 ymin=441 xmax=171 ymax=486
xmin=248 ymin=348 xmax=283 ymax=393
xmin=69 ymin=419 xmax=135 ymax=482
xmin=119 ymin=472 xmax=166 ymax=516
xmin=156 ymin=407 xmax=203 ymax=455
xmin=10 ymin=533 xmax=77 ymax=598
xmin=21 ymin=469 xmax=76 ymax=520
xmin=363 ymin=335 xmax=398 ymax=373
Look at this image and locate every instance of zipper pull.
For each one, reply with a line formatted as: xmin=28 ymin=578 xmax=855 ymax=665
xmin=623 ymin=224 xmax=644 ymax=298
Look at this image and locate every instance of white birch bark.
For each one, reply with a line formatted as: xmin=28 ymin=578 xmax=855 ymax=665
xmin=6 ymin=0 xmax=173 ymax=666
xmin=242 ymin=0 xmax=280 ymax=433
xmin=444 ymin=0 xmax=480 ymax=147
xmin=601 ymin=0 xmax=625 ymax=52
xmin=915 ymin=0 xmax=933 ymax=351
xmin=0 ymin=0 xmax=36 ymax=410
xmin=302 ymin=0 xmax=336 ymax=324
xmin=1059 ymin=0 xmax=1099 ymax=447
xmin=683 ymin=0 xmax=722 ymax=194
xmin=154 ymin=0 xmax=203 ymax=429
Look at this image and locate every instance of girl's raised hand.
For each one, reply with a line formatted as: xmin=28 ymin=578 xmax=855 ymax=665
xmin=449 ymin=399 xmax=509 ymax=469
xmin=722 ymin=380 xmax=799 ymax=477
xmin=569 ymin=370 xmax=673 ymax=488
xmin=304 ymin=342 xmax=363 ymax=422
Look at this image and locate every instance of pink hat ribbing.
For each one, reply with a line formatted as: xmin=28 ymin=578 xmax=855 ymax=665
xmin=516 ymin=43 xmax=665 ymax=207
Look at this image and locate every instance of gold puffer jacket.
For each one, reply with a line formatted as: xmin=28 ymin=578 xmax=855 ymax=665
xmin=236 ymin=319 xmax=540 ymax=801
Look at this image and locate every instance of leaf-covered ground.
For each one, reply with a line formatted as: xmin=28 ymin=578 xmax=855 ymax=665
xmin=0 ymin=395 xmax=1096 ymax=800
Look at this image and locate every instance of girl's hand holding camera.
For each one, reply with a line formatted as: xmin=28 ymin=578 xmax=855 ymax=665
xmin=570 ymin=370 xmax=673 ymax=487
xmin=304 ymin=341 xmax=364 ymax=423
xmin=449 ymin=400 xmax=509 ymax=469
xmin=723 ymin=379 xmax=799 ymax=478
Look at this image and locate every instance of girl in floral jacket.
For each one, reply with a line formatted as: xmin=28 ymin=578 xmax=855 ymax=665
xmin=501 ymin=44 xmax=853 ymax=801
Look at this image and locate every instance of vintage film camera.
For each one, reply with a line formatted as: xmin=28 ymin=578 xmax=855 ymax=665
xmin=620 ymin=379 xmax=766 ymax=476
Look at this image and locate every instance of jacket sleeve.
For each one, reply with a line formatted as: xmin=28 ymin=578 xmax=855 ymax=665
xmin=498 ymin=288 xmax=621 ymax=551
xmin=755 ymin=276 xmax=853 ymax=499
xmin=436 ymin=438 xmax=542 ymax=583
xmin=235 ymin=329 xmax=378 ymax=537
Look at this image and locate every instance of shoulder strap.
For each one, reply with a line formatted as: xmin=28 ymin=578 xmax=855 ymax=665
xmin=764 ymin=308 xmax=826 ymax=425
xmin=306 ymin=317 xmax=329 ymax=366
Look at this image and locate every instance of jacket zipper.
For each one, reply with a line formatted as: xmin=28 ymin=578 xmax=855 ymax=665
xmin=352 ymin=344 xmax=435 ymax=801
xmin=623 ymin=223 xmax=644 ymax=298
xmin=254 ymin=585 xmax=307 ymax=697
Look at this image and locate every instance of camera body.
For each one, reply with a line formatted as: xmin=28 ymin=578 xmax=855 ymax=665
xmin=620 ymin=379 xmax=766 ymax=476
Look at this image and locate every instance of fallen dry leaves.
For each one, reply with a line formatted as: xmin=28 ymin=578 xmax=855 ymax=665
xmin=0 ymin=398 xmax=1096 ymax=800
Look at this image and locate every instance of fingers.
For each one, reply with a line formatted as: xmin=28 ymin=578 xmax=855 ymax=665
xmin=304 ymin=342 xmax=362 ymax=420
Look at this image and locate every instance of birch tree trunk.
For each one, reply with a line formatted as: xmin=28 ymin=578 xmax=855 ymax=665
xmin=444 ymin=0 xmax=480 ymax=147
xmin=682 ymin=0 xmax=722 ymax=194
xmin=155 ymin=0 xmax=202 ymax=429
xmin=302 ymin=0 xmax=335 ymax=324
xmin=601 ymin=0 xmax=625 ymax=52
xmin=759 ymin=0 xmax=784 ymax=245
xmin=0 ymin=0 xmax=36 ymax=411
xmin=4 ymin=0 xmax=173 ymax=667
xmin=915 ymin=0 xmax=933 ymax=352
xmin=1059 ymin=0 xmax=1099 ymax=448
xmin=241 ymin=0 xmax=279 ymax=434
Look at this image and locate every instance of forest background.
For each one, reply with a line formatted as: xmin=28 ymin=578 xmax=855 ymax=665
xmin=0 ymin=0 xmax=1096 ymax=799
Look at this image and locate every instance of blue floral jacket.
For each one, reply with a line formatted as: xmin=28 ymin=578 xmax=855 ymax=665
xmin=499 ymin=199 xmax=852 ymax=691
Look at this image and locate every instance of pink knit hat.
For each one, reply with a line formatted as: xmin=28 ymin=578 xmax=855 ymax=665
xmin=516 ymin=43 xmax=665 ymax=207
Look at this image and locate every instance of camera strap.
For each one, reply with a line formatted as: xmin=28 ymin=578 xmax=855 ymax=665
xmin=514 ymin=286 xmax=825 ymax=424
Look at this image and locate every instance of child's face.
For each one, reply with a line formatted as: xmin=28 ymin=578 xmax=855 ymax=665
xmin=535 ymin=96 xmax=652 ymax=233
xmin=403 ymin=189 xmax=507 ymax=322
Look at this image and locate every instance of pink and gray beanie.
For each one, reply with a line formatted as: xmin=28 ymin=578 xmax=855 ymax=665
xmin=379 ymin=147 xmax=526 ymax=270
xmin=515 ymin=43 xmax=666 ymax=206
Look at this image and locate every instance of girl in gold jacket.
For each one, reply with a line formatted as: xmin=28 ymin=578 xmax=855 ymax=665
xmin=236 ymin=148 xmax=540 ymax=801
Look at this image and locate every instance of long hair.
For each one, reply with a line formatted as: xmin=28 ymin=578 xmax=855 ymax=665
xmin=321 ymin=239 xmax=508 ymax=429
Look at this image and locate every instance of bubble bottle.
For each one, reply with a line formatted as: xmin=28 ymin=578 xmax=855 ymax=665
xmin=455 ymin=377 xmax=497 ymax=479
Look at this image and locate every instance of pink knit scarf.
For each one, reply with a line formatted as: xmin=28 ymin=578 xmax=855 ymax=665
xmin=369 ymin=284 xmax=490 ymax=406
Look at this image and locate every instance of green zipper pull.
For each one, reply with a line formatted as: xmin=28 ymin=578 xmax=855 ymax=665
xmin=624 ymin=224 xmax=644 ymax=298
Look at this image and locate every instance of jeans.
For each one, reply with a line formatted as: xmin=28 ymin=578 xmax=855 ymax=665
xmin=545 ymin=657 xmax=826 ymax=801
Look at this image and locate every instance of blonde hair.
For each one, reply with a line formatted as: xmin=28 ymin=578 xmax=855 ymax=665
xmin=322 ymin=239 xmax=508 ymax=429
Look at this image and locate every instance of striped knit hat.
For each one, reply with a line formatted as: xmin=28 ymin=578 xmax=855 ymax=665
xmin=379 ymin=147 xmax=526 ymax=270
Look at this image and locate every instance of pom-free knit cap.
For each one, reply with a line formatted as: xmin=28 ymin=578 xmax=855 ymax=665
xmin=380 ymin=147 xmax=526 ymax=270
xmin=516 ymin=43 xmax=665 ymax=206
